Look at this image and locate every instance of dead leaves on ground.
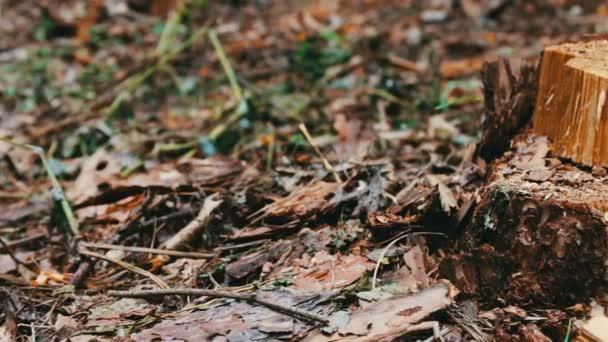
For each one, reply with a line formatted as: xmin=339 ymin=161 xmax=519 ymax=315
xmin=131 ymin=288 xmax=335 ymax=342
xmin=250 ymin=180 xmax=342 ymax=224
xmin=292 ymin=251 xmax=374 ymax=291
xmin=305 ymin=282 xmax=457 ymax=342
xmin=69 ymin=150 xmax=252 ymax=206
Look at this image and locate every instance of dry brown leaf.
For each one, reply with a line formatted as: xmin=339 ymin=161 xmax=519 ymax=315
xmin=251 ymin=180 xmax=342 ymax=223
xmin=392 ymin=245 xmax=431 ymax=293
xmin=225 ymin=240 xmax=293 ymax=279
xmin=334 ymin=114 xmax=371 ymax=162
xmin=86 ymin=298 xmax=154 ymax=328
xmin=511 ymin=135 xmax=549 ymax=171
xmin=304 ymin=282 xmax=457 ymax=341
xmin=132 ymin=288 xmax=332 ymax=342
xmin=293 ymin=251 xmax=374 ymax=291
xmin=427 ymin=175 xmax=457 ymax=213
xmin=69 ymin=152 xmax=249 ymax=205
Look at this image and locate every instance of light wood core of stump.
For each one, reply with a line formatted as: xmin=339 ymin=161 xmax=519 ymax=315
xmin=532 ymin=40 xmax=608 ymax=166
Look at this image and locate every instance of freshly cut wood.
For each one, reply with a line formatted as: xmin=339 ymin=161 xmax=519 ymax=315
xmin=442 ymin=134 xmax=608 ymax=307
xmin=532 ymin=39 xmax=608 ymax=165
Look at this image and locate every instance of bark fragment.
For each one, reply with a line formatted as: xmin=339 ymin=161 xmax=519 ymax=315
xmin=476 ymin=58 xmax=539 ymax=162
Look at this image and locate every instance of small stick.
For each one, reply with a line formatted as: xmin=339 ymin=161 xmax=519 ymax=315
xmin=79 ymin=249 xmax=169 ymax=289
xmin=0 ymin=233 xmax=46 ymax=252
xmin=108 ymin=288 xmax=329 ymax=324
xmin=161 ymin=194 xmax=222 ymax=251
xmin=298 ymin=124 xmax=342 ymax=183
xmin=214 ymin=239 xmax=269 ymax=252
xmin=80 ymin=242 xmax=213 ymax=259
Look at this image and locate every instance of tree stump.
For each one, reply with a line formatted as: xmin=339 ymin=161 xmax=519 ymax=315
xmin=442 ymin=134 xmax=608 ymax=306
xmin=532 ymin=39 xmax=608 ymax=166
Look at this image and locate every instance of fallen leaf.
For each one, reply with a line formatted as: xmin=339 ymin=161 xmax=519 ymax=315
xmin=511 ymin=135 xmax=549 ymax=171
xmin=251 ymin=180 xmax=342 ymax=223
xmin=293 ymin=251 xmax=374 ymax=291
xmin=304 ymin=282 xmax=457 ymax=341
xmin=132 ymin=288 xmax=334 ymax=342
xmin=87 ymin=298 xmax=154 ymax=328
xmin=392 ymin=245 xmax=431 ymax=293
xmin=226 ymin=240 xmax=292 ymax=279
xmin=427 ymin=175 xmax=457 ymax=213
xmin=69 ymin=152 xmax=250 ymax=205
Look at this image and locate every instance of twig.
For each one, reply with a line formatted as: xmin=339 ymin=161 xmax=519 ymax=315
xmin=80 ymin=241 xmax=213 ymax=259
xmin=161 ymin=194 xmax=222 ymax=251
xmin=0 ymin=233 xmax=46 ymax=252
xmin=0 ymin=136 xmax=78 ymax=236
xmin=214 ymin=239 xmax=269 ymax=252
xmin=142 ymin=210 xmax=191 ymax=227
xmin=79 ymin=249 xmax=169 ymax=289
xmin=298 ymin=124 xmax=342 ymax=183
xmin=69 ymin=260 xmax=93 ymax=288
xmin=108 ymin=288 xmax=329 ymax=324
xmin=386 ymin=53 xmax=423 ymax=73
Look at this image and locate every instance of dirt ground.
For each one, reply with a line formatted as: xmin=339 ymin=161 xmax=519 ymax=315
xmin=1 ymin=0 xmax=608 ymax=341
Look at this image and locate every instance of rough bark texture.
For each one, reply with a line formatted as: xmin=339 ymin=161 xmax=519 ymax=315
xmin=443 ymin=134 xmax=608 ymax=307
xmin=476 ymin=58 xmax=539 ymax=162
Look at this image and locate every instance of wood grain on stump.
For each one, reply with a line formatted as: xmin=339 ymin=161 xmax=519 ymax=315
xmin=532 ymin=39 xmax=608 ymax=166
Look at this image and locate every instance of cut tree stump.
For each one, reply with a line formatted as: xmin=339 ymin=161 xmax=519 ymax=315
xmin=532 ymin=39 xmax=608 ymax=166
xmin=442 ymin=134 xmax=608 ymax=307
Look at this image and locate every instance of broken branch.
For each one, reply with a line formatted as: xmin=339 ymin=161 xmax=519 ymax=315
xmin=160 ymin=193 xmax=222 ymax=251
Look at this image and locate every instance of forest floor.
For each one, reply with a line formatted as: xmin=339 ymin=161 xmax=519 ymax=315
xmin=1 ymin=1 xmax=608 ymax=341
